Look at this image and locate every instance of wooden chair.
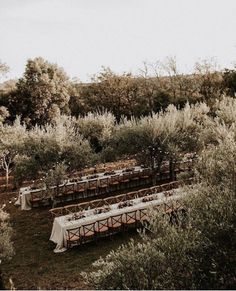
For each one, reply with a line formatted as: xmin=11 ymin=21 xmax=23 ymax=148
xmin=115 ymin=194 xmax=127 ymax=203
xmin=160 ymin=170 xmax=170 ymax=181
xmin=120 ymin=173 xmax=130 ymax=190
xmin=49 ymin=207 xmax=64 ymax=219
xmin=137 ymin=188 xmax=151 ymax=198
xmin=75 ymin=182 xmax=87 ymax=199
xmin=87 ymin=180 xmax=98 ymax=197
xmin=64 ymin=204 xmax=80 ymax=214
xmin=161 ymin=183 xmax=172 ymax=192
xmin=77 ymin=201 xmax=90 ymax=211
xmin=109 ymin=175 xmax=120 ymax=191
xmin=172 ymin=200 xmax=184 ymax=212
xmin=54 ymin=185 xmax=65 ymax=202
xmin=30 ymin=190 xmax=46 ymax=208
xmin=66 ymin=227 xmax=81 ymax=248
xmin=108 ymin=214 xmax=123 ymax=233
xmin=63 ymin=183 xmax=75 ymax=201
xmin=164 ymin=202 xmax=174 ymax=214
xmin=140 ymin=169 xmax=152 ymax=185
xmin=94 ymin=218 xmax=109 ymax=237
xmin=129 ymin=172 xmax=140 ymax=187
xmin=104 ymin=196 xmax=118 ymax=206
xmin=150 ymin=185 xmax=161 ymax=194
xmin=89 ymin=198 xmax=105 ymax=209
xmin=122 ymin=210 xmax=137 ymax=228
xmin=80 ymin=222 xmax=96 ymax=243
xmin=126 ymin=191 xmax=138 ymax=201
xmin=98 ymin=178 xmax=109 ymax=194
xmin=136 ymin=208 xmax=148 ymax=223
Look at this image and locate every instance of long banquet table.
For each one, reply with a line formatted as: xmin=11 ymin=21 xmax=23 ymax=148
xmin=50 ymin=188 xmax=182 ymax=253
xmin=15 ymin=166 xmax=147 ymax=210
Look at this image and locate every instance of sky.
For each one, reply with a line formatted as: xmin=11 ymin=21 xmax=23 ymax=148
xmin=0 ymin=0 xmax=236 ymax=82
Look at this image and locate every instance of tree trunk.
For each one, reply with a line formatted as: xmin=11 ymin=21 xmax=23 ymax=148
xmin=5 ymin=167 xmax=9 ymax=190
xmin=169 ymin=158 xmax=175 ymax=181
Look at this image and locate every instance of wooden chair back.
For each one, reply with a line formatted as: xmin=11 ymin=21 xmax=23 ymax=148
xmin=76 ymin=201 xmax=90 ymax=211
xmin=108 ymin=214 xmax=122 ymax=228
xmin=115 ymin=194 xmax=127 ymax=203
xmin=110 ymin=175 xmax=120 ymax=184
xmin=89 ymin=199 xmax=105 ymax=209
xmin=123 ymin=210 xmax=137 ymax=224
xmin=95 ymin=218 xmax=109 ymax=233
xmin=137 ymin=188 xmax=151 ymax=198
xmin=49 ymin=207 xmax=64 ymax=218
xmin=99 ymin=178 xmax=109 ymax=187
xmin=88 ymin=180 xmax=98 ymax=189
xmin=64 ymin=183 xmax=75 ymax=194
xmin=126 ymin=191 xmax=138 ymax=201
xmin=104 ymin=196 xmax=118 ymax=206
xmin=138 ymin=208 xmax=148 ymax=222
xmin=67 ymin=227 xmax=81 ymax=243
xmin=81 ymin=222 xmax=95 ymax=237
xmin=76 ymin=181 xmax=87 ymax=192
xmin=64 ymin=204 xmax=80 ymax=214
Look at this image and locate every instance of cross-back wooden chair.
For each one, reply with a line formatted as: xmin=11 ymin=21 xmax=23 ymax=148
xmin=152 ymin=185 xmax=162 ymax=194
xmin=164 ymin=201 xmax=174 ymax=214
xmin=136 ymin=208 xmax=148 ymax=223
xmin=64 ymin=204 xmax=80 ymax=214
xmin=30 ymin=189 xmax=46 ymax=208
xmin=115 ymin=193 xmax=127 ymax=203
xmin=109 ymin=175 xmax=120 ymax=191
xmin=89 ymin=198 xmax=105 ymax=209
xmin=129 ymin=172 xmax=140 ymax=187
xmin=98 ymin=178 xmax=109 ymax=194
xmin=122 ymin=210 xmax=137 ymax=228
xmin=77 ymin=201 xmax=90 ymax=212
xmin=137 ymin=188 xmax=151 ymax=198
xmin=140 ymin=169 xmax=152 ymax=185
xmin=108 ymin=214 xmax=123 ymax=233
xmin=172 ymin=200 xmax=184 ymax=212
xmin=120 ymin=172 xmax=130 ymax=189
xmin=161 ymin=183 xmax=172 ymax=192
xmin=66 ymin=227 xmax=82 ymax=248
xmin=104 ymin=196 xmax=118 ymax=206
xmin=75 ymin=181 xmax=87 ymax=199
xmin=80 ymin=222 xmax=96 ymax=243
xmin=64 ymin=183 xmax=75 ymax=201
xmin=87 ymin=180 xmax=98 ymax=197
xmin=126 ymin=191 xmax=138 ymax=201
xmin=54 ymin=185 xmax=65 ymax=201
xmin=94 ymin=218 xmax=109 ymax=237
xmin=49 ymin=206 xmax=64 ymax=219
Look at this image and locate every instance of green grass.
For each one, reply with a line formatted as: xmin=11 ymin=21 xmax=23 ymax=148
xmin=1 ymin=192 xmax=140 ymax=290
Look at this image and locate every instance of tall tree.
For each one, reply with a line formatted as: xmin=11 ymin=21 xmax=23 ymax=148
xmin=9 ymin=57 xmax=71 ymax=126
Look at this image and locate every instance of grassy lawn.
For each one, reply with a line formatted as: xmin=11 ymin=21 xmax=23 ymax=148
xmin=1 ymin=190 xmax=140 ymax=290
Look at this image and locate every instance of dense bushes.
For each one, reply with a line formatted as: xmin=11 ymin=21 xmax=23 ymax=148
xmin=82 ymin=138 xmax=236 ymax=289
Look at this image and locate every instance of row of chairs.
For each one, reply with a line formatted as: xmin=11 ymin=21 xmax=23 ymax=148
xmin=74 ymin=159 xmax=137 ymax=177
xmin=66 ymin=208 xmax=149 ymax=248
xmin=49 ymin=179 xmax=186 ymax=218
xmin=66 ymin=199 xmax=184 ymax=249
xmin=31 ymin=169 xmax=153 ymax=208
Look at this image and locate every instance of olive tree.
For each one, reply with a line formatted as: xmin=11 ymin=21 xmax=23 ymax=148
xmin=0 ymin=117 xmax=27 ymax=189
xmin=82 ymin=137 xmax=236 ymax=289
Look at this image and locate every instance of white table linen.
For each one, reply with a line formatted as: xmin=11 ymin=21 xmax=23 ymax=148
xmin=50 ymin=189 xmax=182 ymax=253
xmin=15 ymin=166 xmax=146 ymax=210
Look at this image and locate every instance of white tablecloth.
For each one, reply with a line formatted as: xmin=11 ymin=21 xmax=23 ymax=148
xmin=15 ymin=166 xmax=145 ymax=210
xmin=50 ymin=189 xmax=182 ymax=253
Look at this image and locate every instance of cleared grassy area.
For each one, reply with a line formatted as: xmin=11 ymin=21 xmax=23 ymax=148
xmin=1 ymin=191 xmax=140 ymax=290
